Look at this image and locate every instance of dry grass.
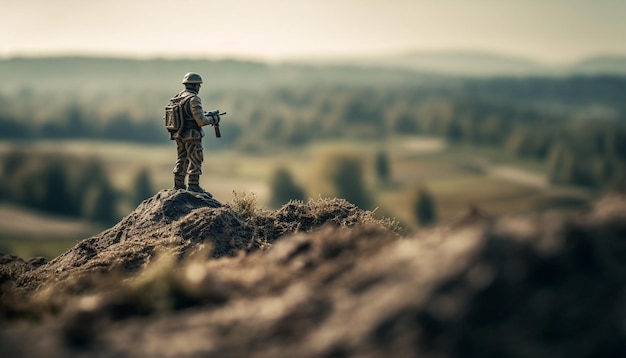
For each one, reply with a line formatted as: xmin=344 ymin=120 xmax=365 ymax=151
xmin=229 ymin=190 xmax=261 ymax=219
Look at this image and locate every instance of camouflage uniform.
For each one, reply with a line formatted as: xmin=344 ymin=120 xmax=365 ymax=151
xmin=171 ymin=73 xmax=216 ymax=193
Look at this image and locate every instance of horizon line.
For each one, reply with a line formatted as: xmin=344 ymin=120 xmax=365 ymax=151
xmin=2 ymin=48 xmax=626 ymax=66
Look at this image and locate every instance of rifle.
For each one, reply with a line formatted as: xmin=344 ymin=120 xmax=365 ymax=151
xmin=204 ymin=110 xmax=227 ymax=138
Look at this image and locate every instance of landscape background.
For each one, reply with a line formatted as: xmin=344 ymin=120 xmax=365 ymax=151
xmin=1 ymin=0 xmax=625 ymax=258
xmin=1 ymin=54 xmax=625 ymax=258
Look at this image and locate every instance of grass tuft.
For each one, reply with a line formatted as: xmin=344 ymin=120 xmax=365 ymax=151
xmin=230 ymin=190 xmax=261 ymax=219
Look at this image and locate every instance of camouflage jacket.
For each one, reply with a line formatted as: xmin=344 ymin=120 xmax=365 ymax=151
xmin=174 ymin=89 xmax=212 ymax=140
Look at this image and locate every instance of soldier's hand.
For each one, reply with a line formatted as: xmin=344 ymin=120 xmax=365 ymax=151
xmin=204 ymin=110 xmax=221 ymax=126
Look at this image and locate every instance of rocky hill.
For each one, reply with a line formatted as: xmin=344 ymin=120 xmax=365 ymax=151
xmin=1 ymin=190 xmax=625 ymax=357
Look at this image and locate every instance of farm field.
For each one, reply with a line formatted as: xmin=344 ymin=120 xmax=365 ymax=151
xmin=0 ymin=136 xmax=592 ymax=258
xmin=0 ymin=204 xmax=102 ymax=258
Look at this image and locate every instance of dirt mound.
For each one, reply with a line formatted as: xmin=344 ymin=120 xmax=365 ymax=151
xmin=0 ymin=254 xmax=47 ymax=286
xmin=1 ymin=193 xmax=626 ymax=357
xmin=4 ymin=189 xmax=382 ymax=296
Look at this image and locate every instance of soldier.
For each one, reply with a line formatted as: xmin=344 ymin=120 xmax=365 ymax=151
xmin=170 ymin=72 xmax=218 ymax=194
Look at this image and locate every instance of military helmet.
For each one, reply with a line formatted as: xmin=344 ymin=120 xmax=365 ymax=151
xmin=182 ymin=72 xmax=203 ymax=84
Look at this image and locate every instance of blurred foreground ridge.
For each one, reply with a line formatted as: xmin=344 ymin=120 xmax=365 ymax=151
xmin=1 ymin=191 xmax=626 ymax=357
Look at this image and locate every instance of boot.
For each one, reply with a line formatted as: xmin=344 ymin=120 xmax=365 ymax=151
xmin=173 ymin=175 xmax=186 ymax=190
xmin=187 ymin=175 xmax=211 ymax=197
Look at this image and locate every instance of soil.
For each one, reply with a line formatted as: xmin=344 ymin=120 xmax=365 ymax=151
xmin=1 ymin=190 xmax=625 ymax=357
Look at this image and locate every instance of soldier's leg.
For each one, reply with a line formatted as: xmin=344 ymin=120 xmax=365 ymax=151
xmin=172 ymin=139 xmax=189 ymax=190
xmin=187 ymin=140 xmax=209 ymax=195
xmin=186 ymin=139 xmax=204 ymax=180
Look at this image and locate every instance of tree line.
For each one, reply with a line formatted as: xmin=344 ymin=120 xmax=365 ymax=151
xmin=0 ymin=151 xmax=153 ymax=224
xmin=1 ymin=76 xmax=625 ymax=190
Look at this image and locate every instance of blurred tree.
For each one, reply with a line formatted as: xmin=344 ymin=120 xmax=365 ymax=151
xmin=341 ymin=95 xmax=381 ymax=126
xmin=38 ymin=160 xmax=73 ymax=215
xmin=102 ymin=113 xmax=133 ymax=141
xmin=269 ymin=167 xmax=306 ymax=208
xmin=547 ymin=142 xmax=574 ymax=185
xmin=74 ymin=159 xmax=109 ymax=198
xmin=64 ymin=104 xmax=92 ymax=138
xmin=443 ymin=120 xmax=463 ymax=142
xmin=374 ymin=150 xmax=391 ymax=184
xmin=505 ymin=127 xmax=530 ymax=157
xmin=132 ymin=168 xmax=154 ymax=206
xmin=3 ymin=155 xmax=77 ymax=215
xmin=316 ymin=152 xmax=372 ymax=209
xmin=258 ymin=115 xmax=284 ymax=140
xmin=477 ymin=115 xmax=507 ymax=145
xmin=412 ymin=185 xmax=437 ymax=227
xmin=607 ymin=164 xmax=626 ymax=191
xmin=6 ymin=159 xmax=44 ymax=208
xmin=0 ymin=117 xmax=33 ymax=139
xmin=38 ymin=121 xmax=66 ymax=139
xmin=570 ymin=161 xmax=596 ymax=187
xmin=82 ymin=180 xmax=117 ymax=224
xmin=2 ymin=150 xmax=28 ymax=177
xmin=2 ymin=153 xmax=104 ymax=217
xmin=282 ymin=119 xmax=310 ymax=146
xmin=385 ymin=102 xmax=418 ymax=135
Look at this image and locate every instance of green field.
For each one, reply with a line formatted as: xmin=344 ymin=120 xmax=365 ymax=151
xmin=0 ymin=137 xmax=593 ymax=258
xmin=0 ymin=236 xmax=84 ymax=260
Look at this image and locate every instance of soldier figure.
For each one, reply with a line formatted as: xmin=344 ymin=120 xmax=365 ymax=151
xmin=170 ymin=72 xmax=218 ymax=194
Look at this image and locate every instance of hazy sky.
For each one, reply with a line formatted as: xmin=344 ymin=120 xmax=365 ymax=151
xmin=2 ymin=0 xmax=625 ymax=63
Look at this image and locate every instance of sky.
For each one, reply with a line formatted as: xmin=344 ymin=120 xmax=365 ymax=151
xmin=1 ymin=0 xmax=625 ymax=64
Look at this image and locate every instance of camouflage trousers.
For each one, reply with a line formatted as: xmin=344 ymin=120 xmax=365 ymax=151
xmin=173 ymin=138 xmax=204 ymax=181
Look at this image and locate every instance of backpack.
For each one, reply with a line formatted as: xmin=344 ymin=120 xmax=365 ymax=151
xmin=164 ymin=94 xmax=192 ymax=134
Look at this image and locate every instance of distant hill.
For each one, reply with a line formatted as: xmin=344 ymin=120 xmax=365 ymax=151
xmin=568 ymin=56 xmax=626 ymax=75
xmin=338 ymin=50 xmax=547 ymax=76
xmin=1 ymin=53 xmax=625 ymax=97
xmin=294 ymin=50 xmax=626 ymax=77
xmin=0 ymin=56 xmax=443 ymax=95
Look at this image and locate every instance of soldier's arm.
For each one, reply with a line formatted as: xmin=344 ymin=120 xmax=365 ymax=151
xmin=189 ymin=96 xmax=214 ymax=127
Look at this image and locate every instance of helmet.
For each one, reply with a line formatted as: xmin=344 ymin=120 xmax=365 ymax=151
xmin=182 ymin=72 xmax=203 ymax=84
